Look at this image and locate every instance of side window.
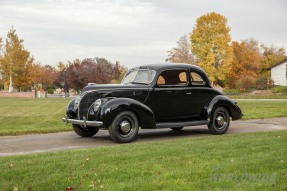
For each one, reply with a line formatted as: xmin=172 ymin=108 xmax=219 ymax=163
xmin=190 ymin=71 xmax=206 ymax=86
xmin=157 ymin=70 xmax=188 ymax=86
xmin=157 ymin=75 xmax=165 ymax=85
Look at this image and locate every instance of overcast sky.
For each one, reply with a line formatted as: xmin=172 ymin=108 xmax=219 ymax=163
xmin=0 ymin=0 xmax=286 ymax=69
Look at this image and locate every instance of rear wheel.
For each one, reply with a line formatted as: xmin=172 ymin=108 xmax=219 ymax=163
xmin=108 ymin=111 xmax=139 ymax=143
xmin=73 ymin=124 xmax=99 ymax=137
xmin=208 ymin=107 xmax=230 ymax=135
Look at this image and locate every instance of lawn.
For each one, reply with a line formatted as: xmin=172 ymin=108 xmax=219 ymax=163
xmin=237 ymin=100 xmax=287 ymax=120
xmin=0 ymin=97 xmax=287 ymax=135
xmin=230 ymin=94 xmax=287 ymax=99
xmin=0 ymin=97 xmax=71 ymax=135
xmin=0 ymin=130 xmax=286 ymax=190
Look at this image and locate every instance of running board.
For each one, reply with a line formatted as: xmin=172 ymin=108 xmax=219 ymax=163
xmin=156 ymin=120 xmax=209 ymax=129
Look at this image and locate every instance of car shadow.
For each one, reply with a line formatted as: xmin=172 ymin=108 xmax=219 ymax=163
xmin=86 ymin=126 xmax=211 ymax=143
xmin=137 ymin=127 xmax=210 ymax=140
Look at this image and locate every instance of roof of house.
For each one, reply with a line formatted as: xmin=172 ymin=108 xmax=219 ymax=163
xmin=267 ymin=57 xmax=287 ymax=70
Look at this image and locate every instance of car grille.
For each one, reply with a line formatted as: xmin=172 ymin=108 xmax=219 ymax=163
xmin=78 ymin=91 xmax=100 ymax=119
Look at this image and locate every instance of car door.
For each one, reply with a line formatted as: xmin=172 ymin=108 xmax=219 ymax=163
xmin=152 ymin=69 xmax=193 ymax=122
xmin=187 ymin=70 xmax=218 ymax=120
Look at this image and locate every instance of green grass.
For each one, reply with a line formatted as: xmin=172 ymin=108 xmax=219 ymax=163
xmin=271 ymin=86 xmax=287 ymax=93
xmin=237 ymin=100 xmax=287 ymax=120
xmin=0 ymin=97 xmax=71 ymax=135
xmin=0 ymin=130 xmax=286 ymax=190
xmin=225 ymin=86 xmax=287 ymax=99
xmin=0 ymin=98 xmax=287 ymax=136
xmin=229 ymin=94 xmax=287 ymax=99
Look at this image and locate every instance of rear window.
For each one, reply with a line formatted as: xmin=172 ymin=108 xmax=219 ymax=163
xmin=190 ymin=71 xmax=206 ymax=86
xmin=157 ymin=70 xmax=188 ymax=86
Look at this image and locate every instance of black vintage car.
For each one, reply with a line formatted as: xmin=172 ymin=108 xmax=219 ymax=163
xmin=63 ymin=63 xmax=242 ymax=143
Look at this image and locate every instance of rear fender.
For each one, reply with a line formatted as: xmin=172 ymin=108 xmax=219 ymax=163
xmin=205 ymin=95 xmax=242 ymax=124
xmin=99 ymin=98 xmax=156 ymax=129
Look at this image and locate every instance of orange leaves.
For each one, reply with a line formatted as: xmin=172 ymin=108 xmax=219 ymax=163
xmin=226 ymin=40 xmax=262 ymax=89
xmin=190 ymin=12 xmax=233 ymax=84
xmin=66 ymin=187 xmax=74 ymax=191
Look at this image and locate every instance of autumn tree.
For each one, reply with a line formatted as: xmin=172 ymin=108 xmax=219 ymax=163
xmin=226 ymin=39 xmax=262 ymax=89
xmin=190 ymin=12 xmax=233 ymax=85
xmin=55 ymin=57 xmax=126 ymax=93
xmin=35 ymin=65 xmax=58 ymax=90
xmin=0 ymin=37 xmax=3 ymax=89
xmin=0 ymin=27 xmax=33 ymax=92
xmin=56 ymin=61 xmax=66 ymax=71
xmin=15 ymin=57 xmax=41 ymax=91
xmin=67 ymin=59 xmax=87 ymax=92
xmin=166 ymin=35 xmax=195 ymax=64
xmin=261 ymin=44 xmax=286 ymax=73
xmin=111 ymin=62 xmax=128 ymax=84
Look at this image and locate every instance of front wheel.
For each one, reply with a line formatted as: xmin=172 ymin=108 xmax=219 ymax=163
xmin=108 ymin=111 xmax=139 ymax=143
xmin=208 ymin=107 xmax=230 ymax=135
xmin=73 ymin=124 xmax=99 ymax=137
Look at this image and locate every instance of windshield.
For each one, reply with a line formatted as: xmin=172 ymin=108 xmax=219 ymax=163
xmin=122 ymin=69 xmax=156 ymax=84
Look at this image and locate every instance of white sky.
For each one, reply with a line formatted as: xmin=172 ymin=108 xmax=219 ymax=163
xmin=0 ymin=0 xmax=286 ymax=69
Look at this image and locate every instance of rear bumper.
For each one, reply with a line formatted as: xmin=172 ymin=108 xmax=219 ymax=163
xmin=63 ymin=115 xmax=103 ymax=127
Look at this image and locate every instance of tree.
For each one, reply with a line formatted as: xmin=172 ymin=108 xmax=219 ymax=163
xmin=14 ymin=57 xmax=41 ymax=91
xmin=190 ymin=12 xmax=233 ymax=84
xmin=166 ymin=35 xmax=195 ymax=64
xmin=54 ymin=57 xmax=126 ymax=93
xmin=0 ymin=38 xmax=3 ymax=90
xmin=261 ymin=44 xmax=286 ymax=74
xmin=111 ymin=61 xmax=127 ymax=84
xmin=226 ymin=40 xmax=262 ymax=89
xmin=56 ymin=61 xmax=66 ymax=71
xmin=0 ymin=37 xmax=2 ymax=56
xmin=0 ymin=27 xmax=31 ymax=92
xmin=36 ymin=65 xmax=57 ymax=90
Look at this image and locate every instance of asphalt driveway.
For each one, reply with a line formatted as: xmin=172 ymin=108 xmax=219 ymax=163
xmin=0 ymin=117 xmax=286 ymax=156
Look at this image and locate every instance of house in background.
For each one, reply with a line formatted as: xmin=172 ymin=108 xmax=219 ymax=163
xmin=268 ymin=57 xmax=287 ymax=86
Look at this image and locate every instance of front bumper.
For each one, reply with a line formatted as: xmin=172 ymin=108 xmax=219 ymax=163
xmin=63 ymin=115 xmax=103 ymax=127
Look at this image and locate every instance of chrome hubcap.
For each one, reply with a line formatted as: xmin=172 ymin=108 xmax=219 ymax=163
xmin=216 ymin=115 xmax=226 ymax=127
xmin=120 ymin=120 xmax=131 ymax=134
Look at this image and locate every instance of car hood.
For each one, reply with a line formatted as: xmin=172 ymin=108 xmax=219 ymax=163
xmin=82 ymin=83 xmax=149 ymax=93
xmin=81 ymin=83 xmax=150 ymax=102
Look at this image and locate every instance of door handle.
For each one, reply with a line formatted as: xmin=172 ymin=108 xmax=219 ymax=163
xmin=186 ymin=92 xmax=192 ymax=95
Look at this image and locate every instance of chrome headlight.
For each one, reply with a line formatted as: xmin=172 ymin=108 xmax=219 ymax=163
xmin=93 ymin=99 xmax=102 ymax=112
xmin=74 ymin=97 xmax=81 ymax=110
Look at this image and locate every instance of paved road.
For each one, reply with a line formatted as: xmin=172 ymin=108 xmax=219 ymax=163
xmin=0 ymin=118 xmax=286 ymax=156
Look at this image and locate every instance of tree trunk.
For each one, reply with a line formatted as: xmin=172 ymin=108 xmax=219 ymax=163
xmin=8 ymin=72 xmax=13 ymax=93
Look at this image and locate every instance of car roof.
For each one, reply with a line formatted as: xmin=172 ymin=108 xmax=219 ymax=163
xmin=133 ymin=63 xmax=211 ymax=86
xmin=137 ymin=63 xmax=204 ymax=71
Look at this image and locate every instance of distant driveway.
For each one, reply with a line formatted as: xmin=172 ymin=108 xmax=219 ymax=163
xmin=0 ymin=117 xmax=286 ymax=156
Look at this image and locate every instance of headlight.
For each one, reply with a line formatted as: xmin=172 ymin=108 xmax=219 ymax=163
xmin=74 ymin=97 xmax=81 ymax=110
xmin=93 ymin=99 xmax=102 ymax=112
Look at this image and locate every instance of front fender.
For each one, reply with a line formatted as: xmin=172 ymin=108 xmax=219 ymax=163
xmin=206 ymin=95 xmax=243 ymax=123
xmin=66 ymin=98 xmax=77 ymax=118
xmin=99 ymin=98 xmax=156 ymax=129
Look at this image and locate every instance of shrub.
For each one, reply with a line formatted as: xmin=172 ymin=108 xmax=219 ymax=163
xmin=236 ymin=76 xmax=256 ymax=92
xmin=256 ymin=76 xmax=274 ymax=90
xmin=223 ymin=89 xmax=241 ymax=95
xmin=271 ymin=86 xmax=287 ymax=93
xmin=47 ymin=88 xmax=54 ymax=94
xmin=256 ymin=76 xmax=267 ymax=90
